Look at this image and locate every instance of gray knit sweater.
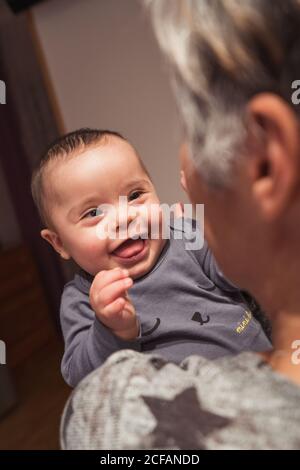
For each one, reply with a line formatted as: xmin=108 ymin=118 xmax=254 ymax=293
xmin=61 ymin=349 xmax=300 ymax=450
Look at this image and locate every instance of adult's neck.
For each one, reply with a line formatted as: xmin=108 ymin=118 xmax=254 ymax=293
xmin=254 ymin=235 xmax=300 ymax=385
xmin=261 ymin=310 xmax=300 ymax=386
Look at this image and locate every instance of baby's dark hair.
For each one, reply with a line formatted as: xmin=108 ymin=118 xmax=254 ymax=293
xmin=31 ymin=128 xmax=127 ymax=228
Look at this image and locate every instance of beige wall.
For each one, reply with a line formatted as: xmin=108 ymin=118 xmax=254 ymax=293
xmin=32 ymin=0 xmax=186 ymax=205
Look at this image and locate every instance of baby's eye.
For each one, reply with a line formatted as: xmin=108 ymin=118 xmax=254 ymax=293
xmin=83 ymin=207 xmax=104 ymax=219
xmin=128 ymin=190 xmax=143 ymax=202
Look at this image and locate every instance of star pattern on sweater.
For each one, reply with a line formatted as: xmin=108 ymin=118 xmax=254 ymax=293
xmin=141 ymin=387 xmax=231 ymax=449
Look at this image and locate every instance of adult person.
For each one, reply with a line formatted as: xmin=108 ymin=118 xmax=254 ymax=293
xmin=61 ymin=0 xmax=300 ymax=449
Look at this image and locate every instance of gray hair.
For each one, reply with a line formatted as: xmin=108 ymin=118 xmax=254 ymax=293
xmin=145 ymin=0 xmax=300 ymax=187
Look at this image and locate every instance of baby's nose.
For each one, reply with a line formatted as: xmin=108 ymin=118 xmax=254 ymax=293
xmin=115 ymin=205 xmax=137 ymax=234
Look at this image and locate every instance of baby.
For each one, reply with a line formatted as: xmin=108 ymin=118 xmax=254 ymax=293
xmin=31 ymin=128 xmax=271 ymax=387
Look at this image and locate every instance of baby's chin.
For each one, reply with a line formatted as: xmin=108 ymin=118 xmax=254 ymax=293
xmin=126 ymin=259 xmax=153 ymax=280
xmin=77 ymin=256 xmax=153 ymax=279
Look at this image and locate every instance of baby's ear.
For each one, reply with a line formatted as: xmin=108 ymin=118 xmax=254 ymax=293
xmin=40 ymin=229 xmax=70 ymax=260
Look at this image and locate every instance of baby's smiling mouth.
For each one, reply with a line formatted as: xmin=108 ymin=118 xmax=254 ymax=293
xmin=111 ymin=237 xmax=147 ymax=260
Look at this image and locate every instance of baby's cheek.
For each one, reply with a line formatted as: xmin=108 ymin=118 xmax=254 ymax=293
xmin=75 ymin=235 xmax=109 ymax=273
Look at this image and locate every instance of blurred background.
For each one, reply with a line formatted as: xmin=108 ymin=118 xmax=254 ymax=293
xmin=0 ymin=0 xmax=183 ymax=449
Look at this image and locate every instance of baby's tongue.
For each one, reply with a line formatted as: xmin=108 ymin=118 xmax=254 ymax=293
xmin=113 ymin=238 xmax=144 ymax=258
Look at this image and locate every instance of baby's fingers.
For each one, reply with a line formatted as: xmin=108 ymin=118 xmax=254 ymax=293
xmin=101 ymin=297 xmax=136 ymax=332
xmin=92 ymin=268 xmax=129 ymax=292
xmin=97 ymin=277 xmax=133 ymax=309
xmin=100 ymin=297 xmax=126 ymax=325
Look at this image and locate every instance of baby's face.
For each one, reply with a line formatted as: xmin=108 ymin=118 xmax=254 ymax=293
xmin=45 ymin=138 xmax=165 ymax=279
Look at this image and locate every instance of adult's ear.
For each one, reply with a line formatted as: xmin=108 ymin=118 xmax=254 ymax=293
xmin=247 ymin=93 xmax=300 ymax=221
xmin=40 ymin=229 xmax=70 ymax=260
xmin=180 ymin=170 xmax=188 ymax=192
xmin=179 ymin=142 xmax=190 ymax=194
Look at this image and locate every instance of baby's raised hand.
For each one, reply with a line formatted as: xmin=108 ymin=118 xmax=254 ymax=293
xmin=90 ymin=268 xmax=138 ymax=340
